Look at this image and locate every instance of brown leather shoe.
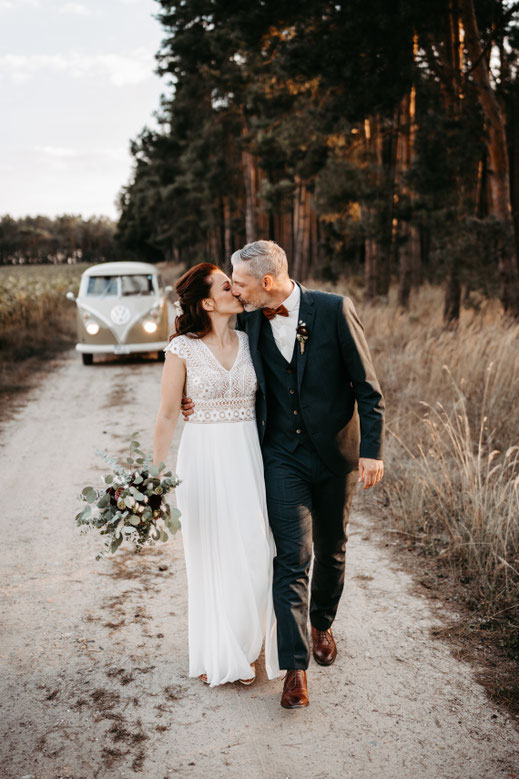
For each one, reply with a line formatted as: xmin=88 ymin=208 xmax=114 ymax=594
xmin=311 ymin=626 xmax=337 ymax=666
xmin=280 ymin=670 xmax=309 ymax=709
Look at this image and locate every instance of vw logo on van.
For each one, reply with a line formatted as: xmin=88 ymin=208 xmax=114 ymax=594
xmin=110 ymin=305 xmax=131 ymax=325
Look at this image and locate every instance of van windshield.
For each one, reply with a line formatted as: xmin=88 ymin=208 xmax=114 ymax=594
xmin=86 ymin=276 xmax=118 ymax=296
xmin=85 ymin=274 xmax=155 ymax=296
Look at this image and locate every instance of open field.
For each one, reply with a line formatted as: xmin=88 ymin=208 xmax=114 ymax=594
xmin=0 ymin=263 xmax=91 ymax=397
xmin=0 ymin=262 xmax=90 ymax=329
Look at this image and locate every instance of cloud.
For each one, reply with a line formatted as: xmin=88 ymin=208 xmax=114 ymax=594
xmin=0 ymin=0 xmax=40 ymax=6
xmin=0 ymin=49 xmax=156 ymax=86
xmin=59 ymin=3 xmax=95 ymax=15
xmin=37 ymin=146 xmax=80 ymax=158
xmin=35 ymin=146 xmax=128 ymax=162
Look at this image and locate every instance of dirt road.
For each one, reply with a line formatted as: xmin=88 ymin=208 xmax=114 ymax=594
xmin=1 ymin=349 xmax=518 ymax=779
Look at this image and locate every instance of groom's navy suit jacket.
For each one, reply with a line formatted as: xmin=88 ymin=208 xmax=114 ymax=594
xmin=236 ymin=284 xmax=385 ymax=477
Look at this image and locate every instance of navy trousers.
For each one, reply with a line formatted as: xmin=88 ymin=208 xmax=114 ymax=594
xmin=262 ymin=439 xmax=358 ymax=670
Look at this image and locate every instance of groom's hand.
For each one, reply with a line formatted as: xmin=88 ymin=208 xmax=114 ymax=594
xmin=181 ymin=395 xmax=195 ymax=421
xmin=358 ymin=458 xmax=384 ymax=489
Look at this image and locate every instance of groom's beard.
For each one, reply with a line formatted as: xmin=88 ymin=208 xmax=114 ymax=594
xmin=239 ymin=293 xmax=273 ymax=312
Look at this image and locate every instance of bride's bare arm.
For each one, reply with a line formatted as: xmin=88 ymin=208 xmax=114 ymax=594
xmin=153 ymin=352 xmax=186 ymax=466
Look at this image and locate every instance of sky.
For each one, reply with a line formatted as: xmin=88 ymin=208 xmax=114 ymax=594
xmin=0 ymin=0 xmax=167 ymax=220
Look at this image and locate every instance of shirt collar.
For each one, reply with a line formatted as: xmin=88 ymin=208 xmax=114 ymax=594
xmin=280 ymin=280 xmax=300 ymax=313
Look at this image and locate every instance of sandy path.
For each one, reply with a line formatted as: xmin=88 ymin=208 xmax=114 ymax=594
xmin=1 ymin=349 xmax=518 ymax=779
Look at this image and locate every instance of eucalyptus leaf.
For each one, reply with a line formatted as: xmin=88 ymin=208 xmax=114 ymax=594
xmin=80 ymin=505 xmax=92 ymax=521
xmin=129 ymin=516 xmax=140 ymax=526
xmin=167 ymin=514 xmax=181 ymax=534
xmin=97 ymin=493 xmax=110 ymax=508
xmin=159 ymin=528 xmax=168 ymax=542
xmin=111 ymin=535 xmax=123 ymax=553
xmin=104 ymin=474 xmax=113 ymax=485
xmin=149 ymin=465 xmax=159 ymax=477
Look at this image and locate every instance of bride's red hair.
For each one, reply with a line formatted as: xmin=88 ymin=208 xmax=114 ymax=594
xmin=170 ymin=262 xmax=220 ymax=340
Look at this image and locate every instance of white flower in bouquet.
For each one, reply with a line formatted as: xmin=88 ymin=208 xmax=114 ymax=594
xmin=75 ymin=432 xmax=182 ymax=560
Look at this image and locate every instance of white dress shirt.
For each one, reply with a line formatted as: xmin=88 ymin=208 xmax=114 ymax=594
xmin=269 ymin=281 xmax=300 ymax=362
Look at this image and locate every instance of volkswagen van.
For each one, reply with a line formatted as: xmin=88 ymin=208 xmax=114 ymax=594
xmin=66 ymin=261 xmax=172 ymax=365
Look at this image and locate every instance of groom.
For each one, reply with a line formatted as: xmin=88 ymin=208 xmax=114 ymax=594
xmin=185 ymin=240 xmax=384 ymax=708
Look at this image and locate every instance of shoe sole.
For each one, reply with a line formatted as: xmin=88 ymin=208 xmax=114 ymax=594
xmin=281 ymin=701 xmax=309 ymax=708
xmin=313 ymin=654 xmax=337 ymax=666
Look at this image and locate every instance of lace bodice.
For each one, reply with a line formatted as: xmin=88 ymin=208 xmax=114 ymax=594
xmin=164 ymin=330 xmax=257 ymax=424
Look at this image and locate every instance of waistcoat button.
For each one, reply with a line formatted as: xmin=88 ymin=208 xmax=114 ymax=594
xmin=293 ymin=409 xmax=299 ymax=415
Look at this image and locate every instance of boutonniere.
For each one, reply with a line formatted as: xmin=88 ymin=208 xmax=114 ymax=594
xmin=296 ymin=320 xmax=310 ymax=355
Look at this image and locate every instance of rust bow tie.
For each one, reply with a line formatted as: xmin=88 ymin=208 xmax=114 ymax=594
xmin=262 ymin=304 xmax=289 ymax=321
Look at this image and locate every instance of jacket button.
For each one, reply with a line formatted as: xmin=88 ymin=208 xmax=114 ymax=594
xmin=261 ymin=420 xmax=265 ymax=426
xmin=289 ymin=389 xmax=295 ymax=395
xmin=296 ymin=428 xmax=301 ymax=434
xmin=293 ymin=409 xmax=299 ymax=415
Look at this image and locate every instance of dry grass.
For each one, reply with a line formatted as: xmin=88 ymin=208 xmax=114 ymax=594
xmin=344 ymin=283 xmax=519 ymax=619
xmin=0 ymin=263 xmax=90 ymax=400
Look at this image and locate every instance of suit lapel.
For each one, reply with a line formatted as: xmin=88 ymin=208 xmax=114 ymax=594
xmin=245 ymin=310 xmax=266 ymax=395
xmin=296 ymin=284 xmax=315 ymax=392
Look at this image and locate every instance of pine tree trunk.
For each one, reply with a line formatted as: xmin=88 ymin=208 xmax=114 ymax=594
xmin=460 ymin=0 xmax=519 ymax=314
xmin=223 ymin=197 xmax=232 ymax=261
xmin=444 ymin=267 xmax=461 ymax=325
xmin=506 ymin=88 xmax=519 ymax=274
xmin=293 ymin=177 xmax=311 ymax=281
xmin=398 ymin=222 xmax=413 ymax=308
xmin=365 ymin=234 xmax=378 ymax=299
xmin=241 ymin=122 xmax=257 ymax=244
xmin=395 ymin=88 xmax=420 ymax=308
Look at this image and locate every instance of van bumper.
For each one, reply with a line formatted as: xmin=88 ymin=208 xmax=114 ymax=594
xmin=76 ymin=341 xmax=168 ymax=355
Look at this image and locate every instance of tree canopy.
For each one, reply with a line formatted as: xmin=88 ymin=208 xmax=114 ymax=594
xmin=117 ymin=0 xmax=519 ymax=318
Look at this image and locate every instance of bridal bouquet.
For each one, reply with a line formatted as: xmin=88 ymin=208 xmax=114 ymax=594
xmin=76 ymin=432 xmax=182 ymax=559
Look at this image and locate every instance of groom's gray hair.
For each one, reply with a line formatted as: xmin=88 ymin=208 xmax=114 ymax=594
xmin=230 ymin=240 xmax=288 ymax=280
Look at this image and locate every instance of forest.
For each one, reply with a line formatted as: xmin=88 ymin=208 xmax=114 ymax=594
xmin=115 ymin=0 xmax=519 ymax=322
xmin=0 ymin=214 xmax=117 ymax=265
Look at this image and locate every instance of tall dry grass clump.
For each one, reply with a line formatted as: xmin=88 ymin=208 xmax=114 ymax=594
xmin=341 ymin=283 xmax=519 ymax=615
xmin=0 ymin=264 xmax=89 ymax=395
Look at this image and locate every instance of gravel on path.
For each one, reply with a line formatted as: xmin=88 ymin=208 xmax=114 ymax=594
xmin=1 ymin=350 xmax=518 ymax=779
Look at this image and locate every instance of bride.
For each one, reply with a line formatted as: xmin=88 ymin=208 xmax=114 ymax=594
xmin=152 ymin=262 xmax=280 ymax=687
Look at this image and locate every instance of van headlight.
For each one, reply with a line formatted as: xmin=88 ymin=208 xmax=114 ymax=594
xmin=144 ymin=320 xmax=158 ymax=334
xmin=86 ymin=322 xmax=100 ymax=335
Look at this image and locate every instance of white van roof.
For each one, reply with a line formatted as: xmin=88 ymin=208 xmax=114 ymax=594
xmin=83 ymin=261 xmax=158 ymax=277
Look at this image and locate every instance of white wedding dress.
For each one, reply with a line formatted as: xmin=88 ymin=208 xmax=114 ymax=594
xmin=164 ymin=330 xmax=280 ymax=686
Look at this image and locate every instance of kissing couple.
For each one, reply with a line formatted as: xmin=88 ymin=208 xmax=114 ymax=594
xmin=153 ymin=240 xmax=384 ymax=708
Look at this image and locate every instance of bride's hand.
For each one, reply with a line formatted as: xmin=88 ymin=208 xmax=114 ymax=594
xmin=181 ymin=395 xmax=195 ymax=421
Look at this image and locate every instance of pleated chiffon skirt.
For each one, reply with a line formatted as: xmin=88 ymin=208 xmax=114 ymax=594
xmin=175 ymin=419 xmax=280 ymax=686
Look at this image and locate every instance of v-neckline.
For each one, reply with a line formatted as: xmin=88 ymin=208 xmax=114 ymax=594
xmin=199 ymin=332 xmax=241 ymax=374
